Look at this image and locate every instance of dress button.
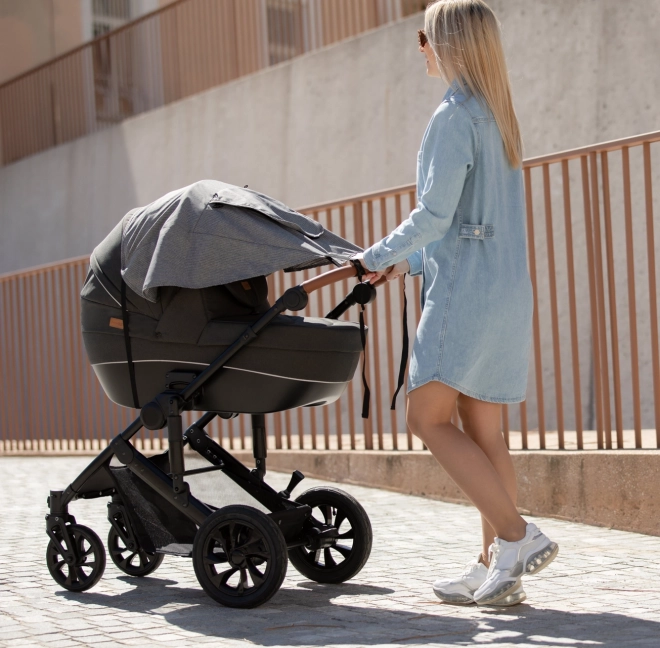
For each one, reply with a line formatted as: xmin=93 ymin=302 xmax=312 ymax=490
xmin=473 ymin=229 xmax=480 ymax=235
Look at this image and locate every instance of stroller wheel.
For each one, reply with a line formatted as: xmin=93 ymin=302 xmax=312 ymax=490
xmin=192 ymin=505 xmax=287 ymax=608
xmin=288 ymin=487 xmax=372 ymax=584
xmin=46 ymin=524 xmax=106 ymax=592
xmin=107 ymin=526 xmax=164 ymax=577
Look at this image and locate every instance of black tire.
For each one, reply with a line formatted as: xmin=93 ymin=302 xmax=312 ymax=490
xmin=46 ymin=524 xmax=106 ymax=592
xmin=288 ymin=487 xmax=372 ymax=584
xmin=192 ymin=505 xmax=288 ymax=608
xmin=107 ymin=526 xmax=164 ymax=577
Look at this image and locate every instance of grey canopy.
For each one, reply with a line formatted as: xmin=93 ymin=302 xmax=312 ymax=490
xmin=119 ymin=180 xmax=362 ymax=302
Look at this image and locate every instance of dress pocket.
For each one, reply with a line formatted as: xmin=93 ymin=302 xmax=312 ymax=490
xmin=458 ymin=223 xmax=494 ymax=240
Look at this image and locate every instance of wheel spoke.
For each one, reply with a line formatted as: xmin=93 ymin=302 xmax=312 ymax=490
xmin=314 ymin=549 xmax=323 ymax=565
xmin=323 ymin=547 xmax=337 ymax=567
xmin=205 ymin=548 xmax=228 ymax=565
xmin=334 ymin=510 xmax=347 ymax=530
xmin=337 ymin=529 xmax=355 ymax=539
xmin=238 ymin=568 xmax=249 ymax=593
xmin=212 ymin=567 xmax=238 ymax=587
xmin=245 ymin=557 xmax=265 ymax=586
xmin=332 ymin=544 xmax=352 ymax=559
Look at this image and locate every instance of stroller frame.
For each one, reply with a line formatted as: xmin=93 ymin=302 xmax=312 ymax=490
xmin=46 ymin=264 xmax=377 ymax=607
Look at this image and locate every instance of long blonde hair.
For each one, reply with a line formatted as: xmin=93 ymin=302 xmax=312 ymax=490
xmin=425 ymin=0 xmax=523 ymax=167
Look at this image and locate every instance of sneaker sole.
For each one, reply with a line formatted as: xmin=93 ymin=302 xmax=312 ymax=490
xmin=433 ymin=590 xmax=474 ymax=605
xmin=476 ymin=542 xmax=559 ymax=606
xmin=524 ymin=541 xmax=559 ymax=575
xmin=488 ymin=590 xmax=526 ymax=607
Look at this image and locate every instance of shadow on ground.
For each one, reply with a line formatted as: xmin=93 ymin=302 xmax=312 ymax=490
xmin=59 ymin=576 xmax=660 ymax=646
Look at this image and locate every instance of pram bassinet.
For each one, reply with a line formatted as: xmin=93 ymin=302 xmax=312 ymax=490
xmin=81 ymin=182 xmax=364 ymax=413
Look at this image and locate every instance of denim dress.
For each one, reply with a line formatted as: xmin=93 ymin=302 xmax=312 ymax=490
xmin=361 ymin=82 xmax=533 ymax=403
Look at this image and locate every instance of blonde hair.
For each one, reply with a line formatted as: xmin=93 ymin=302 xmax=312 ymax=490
xmin=425 ymin=0 xmax=523 ymax=167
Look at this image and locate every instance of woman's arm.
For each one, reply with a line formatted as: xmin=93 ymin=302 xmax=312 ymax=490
xmin=360 ymin=102 xmax=476 ymax=273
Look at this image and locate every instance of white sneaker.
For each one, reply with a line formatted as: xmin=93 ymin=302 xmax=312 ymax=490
xmin=473 ymin=523 xmax=558 ymax=606
xmin=433 ymin=557 xmax=526 ymax=606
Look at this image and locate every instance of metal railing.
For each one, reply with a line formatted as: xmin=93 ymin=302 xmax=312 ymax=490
xmin=0 ymin=0 xmax=424 ymax=167
xmin=1 ymin=130 xmax=659 ymax=453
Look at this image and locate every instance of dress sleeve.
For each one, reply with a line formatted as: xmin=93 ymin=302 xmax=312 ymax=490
xmin=360 ymin=102 xmax=475 ymax=272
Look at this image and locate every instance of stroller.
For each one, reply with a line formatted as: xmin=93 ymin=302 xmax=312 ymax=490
xmin=45 ymin=180 xmax=382 ymax=608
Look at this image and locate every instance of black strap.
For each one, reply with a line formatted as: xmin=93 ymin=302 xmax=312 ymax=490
xmin=351 ymin=259 xmax=371 ymax=419
xmin=359 ymin=304 xmax=371 ymax=419
xmin=391 ymin=275 xmax=409 ymax=410
xmin=121 ymin=280 xmax=140 ymax=409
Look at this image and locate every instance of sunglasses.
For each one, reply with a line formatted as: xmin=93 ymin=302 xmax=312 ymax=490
xmin=417 ymin=29 xmax=428 ymax=48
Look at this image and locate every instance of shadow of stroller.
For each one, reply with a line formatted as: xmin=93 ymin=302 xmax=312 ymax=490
xmin=58 ymin=576 xmax=660 ymax=646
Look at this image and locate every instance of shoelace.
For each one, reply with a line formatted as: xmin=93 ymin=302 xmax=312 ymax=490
xmin=461 ymin=562 xmax=481 ymax=579
xmin=487 ymin=542 xmax=501 ymax=577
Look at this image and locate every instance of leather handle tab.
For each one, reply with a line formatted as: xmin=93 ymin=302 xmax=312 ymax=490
xmin=300 ymin=264 xmax=390 ymax=296
xmin=300 ymin=265 xmax=357 ymax=295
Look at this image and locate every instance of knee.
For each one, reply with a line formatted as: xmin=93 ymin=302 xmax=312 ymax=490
xmin=406 ymin=408 xmax=450 ymax=446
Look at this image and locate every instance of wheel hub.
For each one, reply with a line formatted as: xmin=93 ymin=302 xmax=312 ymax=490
xmin=229 ymin=549 xmax=246 ymax=567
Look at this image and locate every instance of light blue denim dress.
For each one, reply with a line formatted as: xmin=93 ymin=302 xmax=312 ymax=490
xmin=361 ymin=82 xmax=533 ymax=403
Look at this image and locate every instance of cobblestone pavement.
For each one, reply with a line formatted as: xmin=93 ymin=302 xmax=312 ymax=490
xmin=1 ymin=456 xmax=659 ymax=648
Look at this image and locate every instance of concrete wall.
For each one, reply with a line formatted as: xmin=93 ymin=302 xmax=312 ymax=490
xmin=232 ymin=449 xmax=660 ymax=537
xmin=1 ymin=1 xmax=659 ymax=431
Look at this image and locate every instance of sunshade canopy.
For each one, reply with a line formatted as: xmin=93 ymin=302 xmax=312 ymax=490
xmin=118 ymin=180 xmax=362 ymax=302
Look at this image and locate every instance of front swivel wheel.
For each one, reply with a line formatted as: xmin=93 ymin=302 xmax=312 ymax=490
xmin=46 ymin=524 xmax=106 ymax=592
xmin=192 ymin=505 xmax=288 ymax=608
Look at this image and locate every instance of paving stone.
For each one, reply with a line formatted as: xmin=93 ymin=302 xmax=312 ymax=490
xmin=2 ymin=456 xmax=660 ymax=647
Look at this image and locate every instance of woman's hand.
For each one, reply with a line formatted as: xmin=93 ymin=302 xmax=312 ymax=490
xmin=351 ymin=258 xmax=410 ymax=284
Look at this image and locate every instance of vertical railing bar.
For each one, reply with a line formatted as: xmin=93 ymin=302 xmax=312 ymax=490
xmin=600 ymin=151 xmax=623 ymax=447
xmin=621 ymin=146 xmax=642 ymax=447
xmin=581 ymin=155 xmax=604 ymax=446
xmin=25 ymin=274 xmax=39 ymax=449
xmin=380 ymin=196 xmax=398 ymax=450
xmin=0 ymin=281 xmax=14 ymax=451
xmin=327 ymin=208 xmax=344 ymax=450
xmin=366 ymin=200 xmax=384 ymax=449
xmin=7 ymin=280 xmax=21 ymax=450
xmin=561 ymin=159 xmax=583 ymax=449
xmin=500 ymin=404 xmax=509 ymax=449
xmin=67 ymin=264 xmax=82 ymax=449
xmin=76 ymin=262 xmax=94 ymax=449
xmin=33 ymin=272 xmax=50 ymax=451
xmin=542 ymin=163 xmax=564 ymax=449
xmin=353 ymin=199 xmax=373 ymax=450
xmin=642 ymin=142 xmax=660 ymax=447
xmin=0 ymin=282 xmax=7 ymax=451
xmin=337 ymin=205 xmax=356 ymax=449
xmin=523 ymin=167 xmax=543 ymax=449
xmin=590 ymin=151 xmax=612 ymax=448
xmin=519 ymin=400 xmax=528 ymax=450
xmin=17 ymin=276 xmax=31 ymax=450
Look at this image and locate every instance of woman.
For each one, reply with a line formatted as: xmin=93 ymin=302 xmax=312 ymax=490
xmin=353 ymin=0 xmax=558 ymax=606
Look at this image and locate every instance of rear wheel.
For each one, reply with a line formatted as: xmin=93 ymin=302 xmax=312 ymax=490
xmin=288 ymin=487 xmax=372 ymax=583
xmin=46 ymin=524 xmax=106 ymax=592
xmin=192 ymin=505 xmax=287 ymax=608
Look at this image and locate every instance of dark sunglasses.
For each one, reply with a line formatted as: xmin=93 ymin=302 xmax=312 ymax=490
xmin=417 ymin=29 xmax=428 ymax=47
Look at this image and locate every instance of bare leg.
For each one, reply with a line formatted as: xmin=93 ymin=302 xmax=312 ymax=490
xmin=406 ymin=381 xmax=526 ymax=542
xmin=457 ymin=393 xmax=518 ymax=565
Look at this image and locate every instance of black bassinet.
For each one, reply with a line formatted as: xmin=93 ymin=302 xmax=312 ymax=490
xmin=81 ymin=219 xmax=364 ymax=413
